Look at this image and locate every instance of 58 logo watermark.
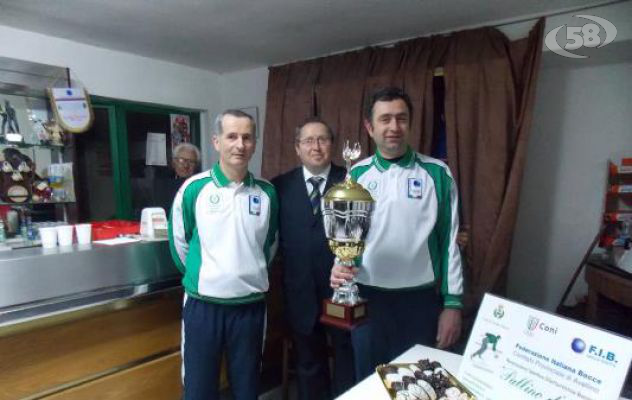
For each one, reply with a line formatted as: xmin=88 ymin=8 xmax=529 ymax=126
xmin=545 ymin=15 xmax=617 ymax=58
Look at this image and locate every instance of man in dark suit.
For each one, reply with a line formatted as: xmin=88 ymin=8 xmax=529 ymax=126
xmin=272 ymin=118 xmax=355 ymax=399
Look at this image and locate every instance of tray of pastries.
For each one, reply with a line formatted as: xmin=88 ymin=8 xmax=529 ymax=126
xmin=376 ymin=359 xmax=476 ymax=400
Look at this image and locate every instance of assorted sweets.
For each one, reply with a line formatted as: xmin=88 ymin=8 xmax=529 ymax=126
xmin=377 ymin=359 xmax=474 ymax=400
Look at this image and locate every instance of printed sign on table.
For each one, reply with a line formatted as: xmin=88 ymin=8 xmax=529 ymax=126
xmin=459 ymin=294 xmax=632 ymax=400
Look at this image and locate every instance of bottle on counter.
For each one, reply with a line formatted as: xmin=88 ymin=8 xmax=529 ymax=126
xmin=26 ymin=215 xmax=36 ymax=241
xmin=20 ymin=216 xmax=27 ymax=241
xmin=0 ymin=218 xmax=6 ymax=243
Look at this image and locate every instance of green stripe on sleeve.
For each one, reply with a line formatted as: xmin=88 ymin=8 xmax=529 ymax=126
xmin=177 ymin=177 xmax=212 ymax=296
xmin=256 ymin=179 xmax=279 ymax=265
xmin=417 ymin=159 xmax=458 ymax=307
xmin=443 ymin=294 xmax=463 ymax=309
xmin=167 ymin=204 xmax=186 ymax=274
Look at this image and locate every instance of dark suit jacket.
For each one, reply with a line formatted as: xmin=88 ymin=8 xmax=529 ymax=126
xmin=272 ymin=164 xmax=346 ymax=335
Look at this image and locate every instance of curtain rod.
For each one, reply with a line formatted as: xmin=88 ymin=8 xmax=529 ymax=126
xmin=271 ymin=0 xmax=627 ymax=69
xmin=492 ymin=0 xmax=627 ymax=29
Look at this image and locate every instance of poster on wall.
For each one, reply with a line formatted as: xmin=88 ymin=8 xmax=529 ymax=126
xmin=458 ymin=294 xmax=632 ymax=400
xmin=170 ymin=114 xmax=191 ymax=150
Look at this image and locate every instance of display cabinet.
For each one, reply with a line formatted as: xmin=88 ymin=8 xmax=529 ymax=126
xmin=0 ymin=56 xmax=75 ymax=249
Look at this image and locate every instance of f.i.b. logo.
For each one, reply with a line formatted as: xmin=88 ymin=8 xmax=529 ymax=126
xmin=249 ymin=195 xmax=261 ymax=216
xmin=408 ymin=178 xmax=422 ymax=199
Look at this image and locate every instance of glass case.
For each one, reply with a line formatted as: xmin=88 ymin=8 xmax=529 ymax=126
xmin=0 ymin=56 xmax=74 ymax=249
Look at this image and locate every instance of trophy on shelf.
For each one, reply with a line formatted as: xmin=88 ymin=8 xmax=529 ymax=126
xmin=320 ymin=141 xmax=374 ymax=330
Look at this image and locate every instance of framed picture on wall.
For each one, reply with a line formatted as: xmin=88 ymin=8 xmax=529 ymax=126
xmin=170 ymin=113 xmax=191 ymax=150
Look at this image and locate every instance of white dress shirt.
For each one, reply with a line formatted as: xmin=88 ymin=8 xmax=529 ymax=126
xmin=302 ymin=164 xmax=331 ymax=196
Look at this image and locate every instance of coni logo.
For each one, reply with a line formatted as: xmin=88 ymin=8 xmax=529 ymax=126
xmin=545 ymin=15 xmax=617 ymax=58
xmin=525 ymin=316 xmax=558 ymax=336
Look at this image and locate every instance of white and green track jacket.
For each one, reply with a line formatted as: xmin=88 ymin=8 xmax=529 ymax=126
xmin=350 ymin=147 xmax=463 ymax=309
xmin=168 ymin=163 xmax=278 ymax=304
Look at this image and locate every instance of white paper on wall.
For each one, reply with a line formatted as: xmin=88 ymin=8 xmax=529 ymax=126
xmin=145 ymin=132 xmax=167 ymax=166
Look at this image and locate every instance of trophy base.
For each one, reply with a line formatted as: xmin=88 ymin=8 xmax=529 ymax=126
xmin=320 ymin=298 xmax=368 ymax=330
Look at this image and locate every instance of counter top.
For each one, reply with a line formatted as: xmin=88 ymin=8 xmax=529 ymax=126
xmin=0 ymin=239 xmax=181 ymax=334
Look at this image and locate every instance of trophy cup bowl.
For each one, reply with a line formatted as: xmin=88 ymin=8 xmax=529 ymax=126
xmin=320 ymin=177 xmax=374 ymax=330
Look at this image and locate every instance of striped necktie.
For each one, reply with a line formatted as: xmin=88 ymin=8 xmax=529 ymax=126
xmin=308 ymin=176 xmax=324 ymax=215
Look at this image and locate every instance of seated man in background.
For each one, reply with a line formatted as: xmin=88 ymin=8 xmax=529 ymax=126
xmin=172 ymin=142 xmax=201 ymax=180
xmin=154 ymin=142 xmax=201 ymax=212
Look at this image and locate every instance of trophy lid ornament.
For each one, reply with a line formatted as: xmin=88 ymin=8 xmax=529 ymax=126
xmin=323 ymin=141 xmax=373 ymax=203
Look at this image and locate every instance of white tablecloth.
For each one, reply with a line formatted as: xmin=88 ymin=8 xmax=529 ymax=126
xmin=336 ymin=344 xmax=631 ymax=400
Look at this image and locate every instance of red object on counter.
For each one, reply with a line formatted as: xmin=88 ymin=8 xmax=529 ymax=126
xmin=0 ymin=205 xmax=9 ymax=220
xmin=91 ymin=220 xmax=140 ymax=240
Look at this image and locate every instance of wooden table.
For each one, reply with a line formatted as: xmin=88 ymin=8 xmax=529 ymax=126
xmin=585 ymin=261 xmax=632 ymax=324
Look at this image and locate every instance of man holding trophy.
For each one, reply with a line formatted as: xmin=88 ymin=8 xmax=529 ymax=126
xmin=330 ymin=87 xmax=464 ymax=376
xmin=273 ymin=118 xmax=355 ymax=399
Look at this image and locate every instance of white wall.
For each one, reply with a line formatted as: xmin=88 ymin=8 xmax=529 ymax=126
xmin=507 ymin=57 xmax=632 ymax=311
xmin=0 ymin=24 xmax=221 ymax=168
xmin=213 ymin=67 xmax=269 ymax=177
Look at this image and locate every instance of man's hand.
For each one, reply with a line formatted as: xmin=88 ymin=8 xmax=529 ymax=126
xmin=436 ymin=308 xmax=462 ymax=349
xmin=330 ymin=265 xmax=358 ymax=288
xmin=456 ymin=224 xmax=470 ymax=250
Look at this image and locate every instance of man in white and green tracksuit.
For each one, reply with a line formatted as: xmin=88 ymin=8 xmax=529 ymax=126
xmin=169 ymin=110 xmax=278 ymax=400
xmin=331 ymin=88 xmax=463 ymax=377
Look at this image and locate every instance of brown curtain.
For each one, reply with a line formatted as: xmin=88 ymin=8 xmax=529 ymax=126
xmin=261 ymin=19 xmax=544 ymax=313
xmin=443 ymin=20 xmax=544 ymax=313
xmin=262 ymin=36 xmax=442 ymax=176
xmin=262 ymin=60 xmax=322 ymax=176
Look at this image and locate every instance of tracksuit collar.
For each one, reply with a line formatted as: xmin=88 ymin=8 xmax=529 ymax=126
xmin=211 ymin=162 xmax=254 ymax=187
xmin=374 ymin=145 xmax=415 ymax=172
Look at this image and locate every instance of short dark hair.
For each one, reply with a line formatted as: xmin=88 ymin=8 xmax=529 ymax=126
xmin=364 ymin=87 xmax=413 ymax=121
xmin=213 ymin=109 xmax=257 ymax=137
xmin=294 ymin=117 xmax=335 ymax=142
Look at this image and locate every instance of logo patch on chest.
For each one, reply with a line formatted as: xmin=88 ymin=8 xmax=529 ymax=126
xmin=208 ymin=193 xmax=223 ymax=212
xmin=407 ymin=178 xmax=423 ymax=199
xmin=367 ymin=180 xmax=378 ymax=192
xmin=249 ymin=195 xmax=261 ymax=216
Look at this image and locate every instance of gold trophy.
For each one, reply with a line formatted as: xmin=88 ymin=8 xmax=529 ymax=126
xmin=320 ymin=141 xmax=374 ymax=330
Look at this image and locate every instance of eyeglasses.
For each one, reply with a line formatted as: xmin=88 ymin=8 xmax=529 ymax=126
xmin=174 ymin=157 xmax=197 ymax=166
xmin=297 ymin=137 xmax=332 ymax=146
